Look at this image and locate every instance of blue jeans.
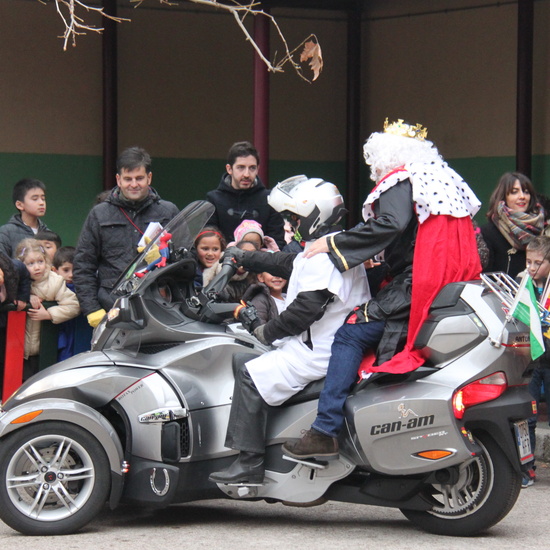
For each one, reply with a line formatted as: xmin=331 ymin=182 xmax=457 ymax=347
xmin=527 ymin=363 xmax=550 ymax=453
xmin=313 ymin=320 xmax=385 ymax=438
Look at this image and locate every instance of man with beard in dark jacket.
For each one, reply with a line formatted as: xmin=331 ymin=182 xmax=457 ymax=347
xmin=73 ymin=147 xmax=180 ymax=328
xmin=206 ymin=141 xmax=285 ymax=248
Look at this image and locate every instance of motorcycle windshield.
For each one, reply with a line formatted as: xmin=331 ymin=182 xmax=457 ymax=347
xmin=112 ymin=200 xmax=215 ymax=296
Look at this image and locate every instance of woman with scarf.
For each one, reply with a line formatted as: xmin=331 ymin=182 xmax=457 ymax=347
xmin=481 ymin=172 xmax=545 ymax=277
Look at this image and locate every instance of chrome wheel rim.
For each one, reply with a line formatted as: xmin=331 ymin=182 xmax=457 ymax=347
xmin=427 ymin=441 xmax=493 ymax=518
xmin=6 ymin=434 xmax=96 ymax=522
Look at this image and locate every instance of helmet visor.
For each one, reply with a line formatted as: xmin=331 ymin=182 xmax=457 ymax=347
xmin=277 ymin=175 xmax=308 ymax=196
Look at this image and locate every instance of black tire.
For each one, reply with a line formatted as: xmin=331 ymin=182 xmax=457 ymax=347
xmin=401 ymin=433 xmax=521 ymax=536
xmin=0 ymin=421 xmax=111 ymax=536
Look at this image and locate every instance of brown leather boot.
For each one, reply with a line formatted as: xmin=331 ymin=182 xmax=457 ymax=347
xmin=282 ymin=428 xmax=339 ymax=459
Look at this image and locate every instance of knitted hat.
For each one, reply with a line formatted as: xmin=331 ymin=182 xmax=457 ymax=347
xmin=234 ymin=219 xmax=264 ymax=244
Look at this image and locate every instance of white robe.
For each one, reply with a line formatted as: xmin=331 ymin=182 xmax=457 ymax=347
xmin=246 ymin=243 xmax=370 ymax=406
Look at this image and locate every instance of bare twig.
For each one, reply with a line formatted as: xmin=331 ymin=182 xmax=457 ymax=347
xmin=54 ymin=0 xmax=129 ymax=50
xmin=46 ymin=0 xmax=321 ymax=82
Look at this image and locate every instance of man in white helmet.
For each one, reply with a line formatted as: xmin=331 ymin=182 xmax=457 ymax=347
xmin=209 ymin=176 xmax=371 ymax=485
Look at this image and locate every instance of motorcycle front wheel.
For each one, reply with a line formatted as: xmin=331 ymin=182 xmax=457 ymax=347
xmin=401 ymin=433 xmax=521 ymax=536
xmin=0 ymin=421 xmax=111 ymax=536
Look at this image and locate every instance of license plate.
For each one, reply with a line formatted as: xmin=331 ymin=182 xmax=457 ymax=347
xmin=514 ymin=420 xmax=533 ymax=464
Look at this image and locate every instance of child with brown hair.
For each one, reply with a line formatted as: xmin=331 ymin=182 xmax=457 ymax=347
xmin=193 ymin=226 xmax=227 ymax=289
xmin=15 ymin=239 xmax=80 ymax=378
xmin=523 ymin=235 xmax=550 ymax=487
xmin=242 ymin=269 xmax=287 ymax=324
xmin=0 ymin=178 xmax=50 ymax=258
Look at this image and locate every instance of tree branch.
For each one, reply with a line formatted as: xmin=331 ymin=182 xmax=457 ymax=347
xmin=53 ymin=0 xmax=129 ymax=50
xmin=47 ymin=0 xmax=322 ymax=82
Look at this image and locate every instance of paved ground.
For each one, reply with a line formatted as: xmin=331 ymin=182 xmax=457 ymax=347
xmin=1 ymin=404 xmax=548 ymax=547
xmin=0 ymin=462 xmax=548 ymax=549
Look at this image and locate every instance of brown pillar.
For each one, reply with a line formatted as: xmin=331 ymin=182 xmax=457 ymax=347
xmin=516 ymin=0 xmax=534 ymax=177
xmin=253 ymin=12 xmax=270 ymax=187
xmin=102 ymin=0 xmax=118 ymax=189
xmin=346 ymin=2 xmax=362 ymax=227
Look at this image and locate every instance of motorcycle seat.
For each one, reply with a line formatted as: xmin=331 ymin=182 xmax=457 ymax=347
xmin=282 ymin=378 xmax=326 ymax=406
xmin=351 ymin=365 xmax=438 ymax=394
xmin=231 ymin=352 xmax=326 ymax=406
xmin=282 ymin=366 xmax=436 ymax=406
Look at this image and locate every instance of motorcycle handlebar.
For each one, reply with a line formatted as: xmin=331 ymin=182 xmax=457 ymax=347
xmin=182 ymin=257 xmax=239 ymax=324
xmin=202 ymin=256 xmax=238 ymax=299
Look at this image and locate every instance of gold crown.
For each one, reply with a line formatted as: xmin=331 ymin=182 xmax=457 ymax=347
xmin=383 ymin=118 xmax=428 ymax=141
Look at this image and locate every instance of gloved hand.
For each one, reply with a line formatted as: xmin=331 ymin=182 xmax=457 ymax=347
xmin=221 ymin=246 xmax=246 ymax=267
xmin=87 ymin=309 xmax=107 ymax=328
xmin=234 ymin=303 xmax=261 ymax=333
xmin=137 ymin=236 xmax=161 ymax=265
xmin=253 ymin=324 xmax=270 ymax=346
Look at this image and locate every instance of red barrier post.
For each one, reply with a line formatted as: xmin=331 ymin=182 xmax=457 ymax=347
xmin=3 ymin=311 xmax=26 ymax=401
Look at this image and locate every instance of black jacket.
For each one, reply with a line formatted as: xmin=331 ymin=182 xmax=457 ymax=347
xmin=242 ymin=282 xmax=281 ymax=325
xmin=326 ymin=180 xmax=418 ymax=364
xmin=0 ymin=215 xmax=50 ymax=258
xmin=206 ymin=174 xmax=285 ymax=248
xmin=0 ymin=254 xmax=30 ymax=328
xmin=239 ymin=250 xmax=334 ymax=345
xmin=327 ymin=180 xmax=416 ymax=276
xmin=73 ymin=187 xmax=179 ymax=315
xmin=480 ymin=220 xmax=526 ymax=277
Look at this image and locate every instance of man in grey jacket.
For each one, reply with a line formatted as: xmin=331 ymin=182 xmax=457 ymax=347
xmin=73 ymin=147 xmax=180 ymax=327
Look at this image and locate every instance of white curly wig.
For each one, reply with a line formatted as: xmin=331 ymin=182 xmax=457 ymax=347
xmin=363 ymin=132 xmax=443 ymax=182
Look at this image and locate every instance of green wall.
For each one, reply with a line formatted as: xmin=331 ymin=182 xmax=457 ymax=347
xmin=0 ymin=153 xmax=347 ymax=247
xmin=0 ymin=153 xmax=102 ymax=248
xmin=449 ymin=155 xmax=550 ymax=222
xmin=2 ymin=152 xmax=549 ymax=250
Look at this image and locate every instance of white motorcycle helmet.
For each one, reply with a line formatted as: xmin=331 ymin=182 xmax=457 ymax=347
xmin=268 ymin=175 xmax=347 ymax=241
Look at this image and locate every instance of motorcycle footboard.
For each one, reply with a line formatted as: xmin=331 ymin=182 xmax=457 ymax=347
xmin=324 ymin=474 xmax=433 ymax=511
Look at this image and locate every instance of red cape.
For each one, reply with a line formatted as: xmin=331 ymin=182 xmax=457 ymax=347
xmin=359 ymin=214 xmax=482 ymax=376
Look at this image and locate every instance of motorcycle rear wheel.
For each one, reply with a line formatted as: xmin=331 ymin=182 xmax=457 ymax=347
xmin=401 ymin=433 xmax=521 ymax=536
xmin=0 ymin=421 xmax=111 ymax=536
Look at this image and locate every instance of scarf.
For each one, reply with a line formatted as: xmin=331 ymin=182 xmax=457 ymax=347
xmin=493 ymin=201 xmax=545 ymax=250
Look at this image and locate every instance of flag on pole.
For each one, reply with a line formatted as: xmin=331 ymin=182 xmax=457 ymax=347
xmin=511 ymin=274 xmax=545 ymax=360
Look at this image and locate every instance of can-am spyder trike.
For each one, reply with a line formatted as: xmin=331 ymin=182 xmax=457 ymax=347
xmin=0 ymin=201 xmax=535 ymax=536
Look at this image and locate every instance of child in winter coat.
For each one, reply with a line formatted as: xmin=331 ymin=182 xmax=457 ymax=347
xmin=221 ymin=240 xmax=259 ymax=303
xmin=523 ymin=236 xmax=550 ymax=487
xmin=193 ymin=226 xmax=227 ymax=289
xmin=16 ymin=239 xmax=80 ymax=379
xmin=242 ymin=269 xmax=287 ymax=325
xmin=232 ymin=219 xmax=279 ymax=252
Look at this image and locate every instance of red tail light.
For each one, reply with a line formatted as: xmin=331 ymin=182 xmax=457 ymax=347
xmin=452 ymin=372 xmax=508 ymax=419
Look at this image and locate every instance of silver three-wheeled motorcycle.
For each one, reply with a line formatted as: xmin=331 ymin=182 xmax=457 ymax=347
xmin=0 ymin=201 xmax=535 ymax=536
